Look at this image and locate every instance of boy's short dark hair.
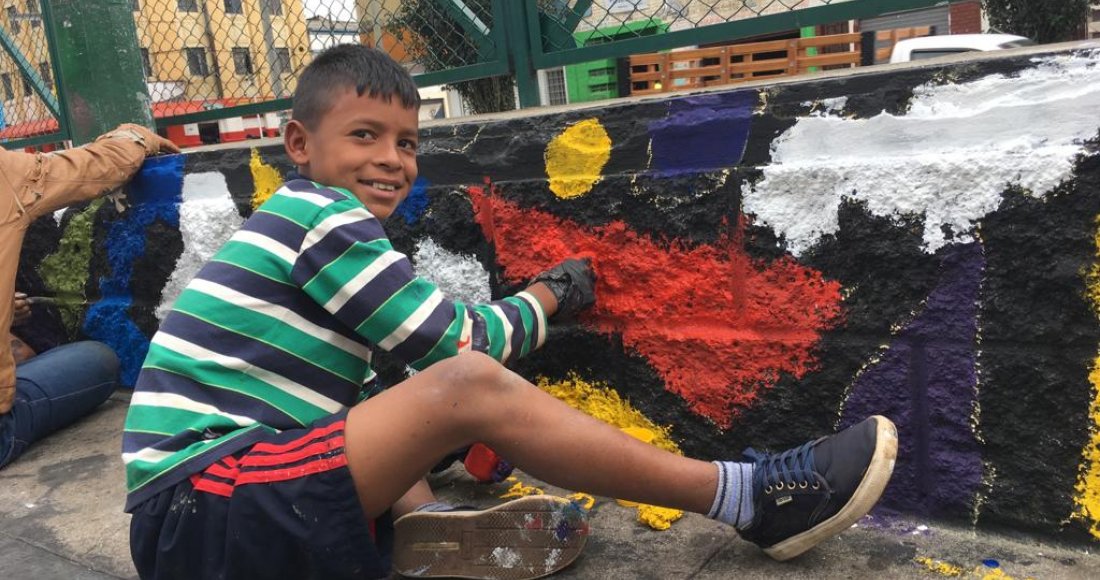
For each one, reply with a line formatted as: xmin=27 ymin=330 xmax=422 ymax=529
xmin=292 ymin=44 xmax=421 ymax=129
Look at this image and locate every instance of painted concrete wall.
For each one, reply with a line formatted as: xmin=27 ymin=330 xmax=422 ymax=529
xmin=16 ymin=45 xmax=1100 ymax=540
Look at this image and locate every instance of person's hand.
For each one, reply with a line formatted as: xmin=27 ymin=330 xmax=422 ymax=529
xmin=12 ymin=292 xmax=31 ymax=326
xmin=532 ymin=258 xmax=597 ymax=319
xmin=98 ymin=123 xmax=181 ymax=155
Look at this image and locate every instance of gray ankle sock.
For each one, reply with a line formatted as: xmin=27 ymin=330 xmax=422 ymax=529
xmin=707 ymin=461 xmax=755 ymax=529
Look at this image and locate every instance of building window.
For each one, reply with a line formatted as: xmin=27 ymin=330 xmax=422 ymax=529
xmin=184 ymin=47 xmax=209 ymax=77
xmin=177 ymin=0 xmax=197 ymax=12
xmin=543 ymin=68 xmax=568 ymax=106
xmin=38 ymin=62 xmax=51 ymax=91
xmin=140 ymin=48 xmax=152 ymax=77
xmin=224 ymin=0 xmax=243 ymax=14
xmin=21 ymin=73 xmax=32 ymax=97
xmin=26 ymin=0 xmax=40 ymax=27
xmin=271 ymin=47 xmax=291 ymax=77
xmin=232 ymin=47 xmax=253 ymax=74
xmin=8 ymin=7 xmax=21 ymax=34
xmin=261 ymin=0 xmax=282 ymax=17
xmin=0 ymin=73 xmax=12 ymax=101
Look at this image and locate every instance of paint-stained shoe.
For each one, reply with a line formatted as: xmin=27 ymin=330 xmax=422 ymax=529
xmin=737 ymin=415 xmax=898 ymax=561
xmin=392 ymin=495 xmax=589 ymax=579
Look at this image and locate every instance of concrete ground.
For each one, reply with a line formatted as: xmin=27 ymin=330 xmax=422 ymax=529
xmin=1 ymin=393 xmax=1097 ymax=579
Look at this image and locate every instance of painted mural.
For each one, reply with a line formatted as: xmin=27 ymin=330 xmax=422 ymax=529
xmin=16 ymin=46 xmax=1100 ymax=539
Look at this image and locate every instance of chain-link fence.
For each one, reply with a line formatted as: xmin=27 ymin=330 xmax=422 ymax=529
xmin=0 ymin=0 xmax=64 ymax=148
xmin=541 ymin=0 xmax=856 ymax=50
xmin=132 ymin=0 xmax=508 ymax=125
xmin=0 ymin=1 xmax=947 ymax=147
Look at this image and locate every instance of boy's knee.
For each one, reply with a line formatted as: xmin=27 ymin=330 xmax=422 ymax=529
xmin=438 ymin=351 xmax=510 ymax=396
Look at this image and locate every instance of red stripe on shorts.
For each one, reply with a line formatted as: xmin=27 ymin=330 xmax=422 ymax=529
xmin=250 ymin=420 xmax=344 ymax=455
xmin=239 ymin=436 xmax=346 ymax=468
xmin=235 ymin=454 xmax=349 ymax=485
xmin=190 ymin=473 xmax=235 ymax=497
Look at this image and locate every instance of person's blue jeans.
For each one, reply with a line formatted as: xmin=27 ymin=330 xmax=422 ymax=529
xmin=0 ymin=341 xmax=119 ymax=468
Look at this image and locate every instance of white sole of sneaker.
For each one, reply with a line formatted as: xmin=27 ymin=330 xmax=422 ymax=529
xmin=392 ymin=495 xmax=589 ymax=579
xmin=763 ymin=415 xmax=899 ymax=561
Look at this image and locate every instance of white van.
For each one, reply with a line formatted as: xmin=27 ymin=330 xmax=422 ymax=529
xmin=889 ymin=34 xmax=1036 ymax=63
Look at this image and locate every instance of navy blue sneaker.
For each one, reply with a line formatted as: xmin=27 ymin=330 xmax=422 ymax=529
xmin=737 ymin=415 xmax=898 ymax=561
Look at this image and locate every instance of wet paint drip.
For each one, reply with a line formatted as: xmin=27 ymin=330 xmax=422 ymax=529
xmin=472 ymin=186 xmax=842 ymax=427
xmin=249 ymin=148 xmax=282 ymax=210
xmin=39 ymin=199 xmax=104 ymax=337
xmin=1074 ymin=215 xmax=1100 ymax=539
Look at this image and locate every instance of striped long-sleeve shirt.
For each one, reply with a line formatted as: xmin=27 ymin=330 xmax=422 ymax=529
xmin=122 ymin=179 xmax=546 ymax=510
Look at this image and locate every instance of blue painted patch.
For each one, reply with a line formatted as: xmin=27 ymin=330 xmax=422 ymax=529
xmin=83 ymin=155 xmax=184 ymax=385
xmin=394 ymin=177 xmax=430 ymax=224
xmin=648 ymin=90 xmax=756 ymax=176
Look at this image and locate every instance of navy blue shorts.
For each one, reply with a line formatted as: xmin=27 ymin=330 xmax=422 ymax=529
xmin=129 ymin=412 xmax=394 ymax=580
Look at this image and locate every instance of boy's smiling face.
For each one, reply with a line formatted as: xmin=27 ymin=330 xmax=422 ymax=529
xmin=285 ymin=88 xmax=419 ymax=220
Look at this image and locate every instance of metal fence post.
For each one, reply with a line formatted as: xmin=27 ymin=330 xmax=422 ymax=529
xmin=500 ymin=0 xmax=540 ymax=109
xmin=44 ymin=0 xmax=153 ymax=145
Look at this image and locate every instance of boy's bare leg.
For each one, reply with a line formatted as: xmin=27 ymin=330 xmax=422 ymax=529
xmin=344 ymin=351 xmax=717 ymax=519
xmin=390 ymin=479 xmax=438 ymax=517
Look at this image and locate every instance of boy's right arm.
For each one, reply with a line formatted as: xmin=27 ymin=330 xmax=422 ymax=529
xmin=291 ymin=198 xmax=593 ymax=371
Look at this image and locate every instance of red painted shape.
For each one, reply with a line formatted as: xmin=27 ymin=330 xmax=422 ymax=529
xmin=469 ymin=184 xmax=843 ymax=428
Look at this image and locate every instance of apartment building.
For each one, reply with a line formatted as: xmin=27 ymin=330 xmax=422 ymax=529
xmin=134 ymin=0 xmax=309 ymax=104
xmin=1090 ymin=3 xmax=1100 ymax=39
xmin=0 ymin=0 xmax=53 ymax=135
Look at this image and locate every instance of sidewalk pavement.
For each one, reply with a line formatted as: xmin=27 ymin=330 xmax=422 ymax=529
xmin=2 ymin=393 xmax=1097 ymax=579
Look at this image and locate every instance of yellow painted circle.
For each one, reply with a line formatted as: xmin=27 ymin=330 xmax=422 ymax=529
xmin=544 ymin=119 xmax=612 ymax=199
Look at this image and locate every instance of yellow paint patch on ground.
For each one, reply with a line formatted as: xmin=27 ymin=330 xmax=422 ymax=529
xmin=914 ymin=557 xmax=1034 ymax=580
xmin=566 ymin=492 xmax=596 ymax=510
xmin=544 ymin=119 xmax=612 ymax=199
xmin=250 ymin=148 xmax=283 ymax=210
xmin=537 ymin=374 xmax=684 ymax=530
xmin=1073 ymin=215 xmax=1100 ymax=539
xmin=500 ymin=477 xmax=544 ymax=499
xmin=915 ymin=557 xmax=965 ymax=576
xmin=635 ymin=504 xmax=684 ymax=531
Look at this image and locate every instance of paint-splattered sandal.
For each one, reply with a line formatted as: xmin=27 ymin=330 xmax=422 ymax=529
xmin=392 ymin=495 xmax=589 ymax=579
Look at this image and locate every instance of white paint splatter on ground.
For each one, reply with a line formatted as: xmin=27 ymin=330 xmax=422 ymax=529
xmin=544 ymin=548 xmax=562 ymax=574
xmin=157 ymin=172 xmax=244 ymax=320
xmin=746 ymin=50 xmax=1100 ymax=255
xmin=490 ymin=546 xmax=521 ymax=569
xmin=413 ymin=238 xmax=491 ymax=303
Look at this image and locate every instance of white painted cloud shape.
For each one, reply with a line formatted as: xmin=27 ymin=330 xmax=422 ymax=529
xmin=412 ymin=237 xmax=491 ymax=304
xmin=746 ymin=50 xmax=1100 ymax=255
xmin=156 ymin=172 xmax=245 ymax=320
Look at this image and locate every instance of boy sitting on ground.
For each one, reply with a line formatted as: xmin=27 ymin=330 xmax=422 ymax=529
xmin=123 ymin=45 xmax=898 ymax=580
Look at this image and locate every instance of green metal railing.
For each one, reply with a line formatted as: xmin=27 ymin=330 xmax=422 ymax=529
xmin=1 ymin=1 xmax=954 ymax=148
xmin=522 ymin=0 xmax=949 ymax=105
